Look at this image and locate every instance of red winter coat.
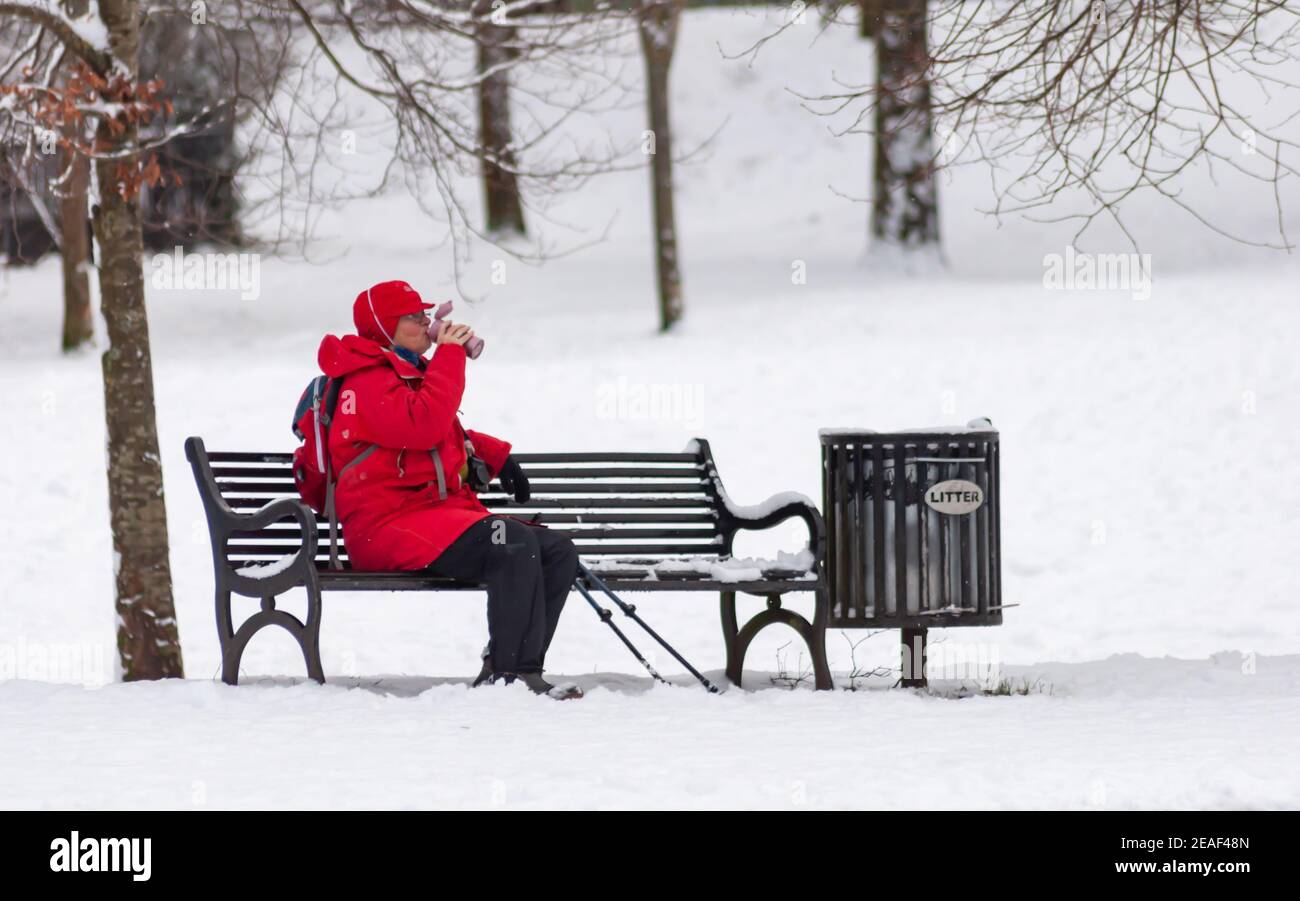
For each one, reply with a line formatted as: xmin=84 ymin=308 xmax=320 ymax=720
xmin=317 ymin=333 xmax=518 ymax=571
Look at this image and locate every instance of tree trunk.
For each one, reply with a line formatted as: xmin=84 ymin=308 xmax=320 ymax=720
xmin=860 ymin=0 xmax=883 ymax=38
xmin=871 ymin=0 xmax=939 ymax=248
xmin=59 ymin=147 xmax=94 ymax=352
xmin=475 ymin=2 xmax=526 ymax=235
xmin=92 ymin=0 xmax=184 ymax=680
xmin=638 ymin=0 xmax=684 ymax=332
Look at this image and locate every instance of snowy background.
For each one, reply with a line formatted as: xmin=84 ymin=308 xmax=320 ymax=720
xmin=1 ymin=8 xmax=1298 ymax=808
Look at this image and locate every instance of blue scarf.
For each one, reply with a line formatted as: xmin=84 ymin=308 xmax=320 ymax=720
xmin=391 ymin=345 xmax=427 ymax=371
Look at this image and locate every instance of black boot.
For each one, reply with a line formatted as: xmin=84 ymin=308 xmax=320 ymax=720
xmin=472 ymin=644 xmax=508 ymax=687
xmin=514 ymin=671 xmax=584 ymax=701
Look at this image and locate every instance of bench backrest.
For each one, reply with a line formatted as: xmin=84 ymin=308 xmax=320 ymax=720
xmin=189 ymin=439 xmax=729 ymax=570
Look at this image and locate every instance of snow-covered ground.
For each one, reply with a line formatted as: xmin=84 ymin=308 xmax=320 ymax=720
xmin=1 ymin=8 xmax=1298 ymax=809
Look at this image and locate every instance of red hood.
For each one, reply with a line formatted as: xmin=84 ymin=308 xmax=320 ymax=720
xmin=317 ymin=333 xmax=423 ymax=380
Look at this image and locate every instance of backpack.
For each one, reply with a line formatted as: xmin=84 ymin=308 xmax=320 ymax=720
xmin=292 ymin=375 xmax=341 ymax=513
xmin=292 ymin=376 xmax=371 ymax=569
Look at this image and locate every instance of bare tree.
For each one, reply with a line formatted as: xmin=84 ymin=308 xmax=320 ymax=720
xmin=859 ymin=0 xmax=882 ymax=38
xmin=474 ymin=0 xmax=527 ymax=235
xmin=0 ymin=116 xmax=94 ymax=352
xmin=871 ymin=0 xmax=939 ymax=249
xmin=56 ymin=1 xmax=94 ymax=351
xmin=245 ymin=0 xmax=633 ymax=286
xmin=637 ymin=0 xmax=684 ymax=331
xmin=1 ymin=0 xmax=185 ymax=679
xmin=734 ymin=0 xmax=941 ymax=255
xmin=0 ymin=150 xmax=56 ymax=261
xmin=57 ymin=131 xmax=93 ymax=350
xmin=137 ymin=11 xmax=248 ymax=249
xmin=811 ymin=0 xmax=1300 ymax=249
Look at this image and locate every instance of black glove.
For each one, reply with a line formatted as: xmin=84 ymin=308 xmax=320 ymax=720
xmin=497 ymin=454 xmax=530 ymax=503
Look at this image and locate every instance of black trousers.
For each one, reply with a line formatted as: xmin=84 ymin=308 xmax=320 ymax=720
xmin=426 ymin=515 xmax=577 ymax=674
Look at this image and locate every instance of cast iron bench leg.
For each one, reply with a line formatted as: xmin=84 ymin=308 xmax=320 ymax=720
xmin=219 ymin=589 xmax=326 ymax=686
xmin=216 ymin=587 xmax=236 ymax=685
xmin=721 ymin=590 xmax=833 ymax=690
xmin=720 ymin=590 xmax=740 ymax=682
xmin=810 ymin=585 xmax=831 ymax=690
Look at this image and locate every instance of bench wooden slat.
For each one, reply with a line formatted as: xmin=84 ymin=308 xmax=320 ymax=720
xmin=477 ymin=482 xmax=711 ymax=493
xmin=228 ymin=541 xmax=725 ymax=557
xmin=209 ymin=467 xmax=298 ymax=478
xmin=228 ymin=561 xmax=813 ymax=584
xmin=499 ymin=466 xmax=703 ymax=478
xmin=310 ymin=573 xmax=818 ymax=592
xmin=207 ymin=452 xmax=294 ymax=464
xmin=208 ymin=464 xmax=706 ymax=480
xmin=229 ymin=526 xmax=720 ymax=540
xmin=483 ymin=496 xmax=716 ymax=508
xmin=207 ymin=450 xmax=701 ymax=465
xmin=511 ymin=452 xmax=698 ymax=463
xmin=232 ymin=559 xmax=814 ymax=584
xmin=220 ymin=495 xmax=715 ymax=509
xmin=214 ymin=480 xmax=710 ymax=494
xmin=221 ymin=508 xmax=718 ymax=527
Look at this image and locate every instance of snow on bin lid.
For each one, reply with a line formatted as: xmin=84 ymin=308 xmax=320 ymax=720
xmin=819 ymin=417 xmax=995 ymax=437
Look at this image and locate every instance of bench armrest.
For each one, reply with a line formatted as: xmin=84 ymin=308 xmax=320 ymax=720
xmin=690 ymin=437 xmax=826 ymax=569
xmin=721 ymin=493 xmax=826 ymax=567
xmin=222 ymin=498 xmax=320 ymax=596
xmin=186 ymin=437 xmax=320 ymax=596
xmin=231 ymin=496 xmax=317 ymax=536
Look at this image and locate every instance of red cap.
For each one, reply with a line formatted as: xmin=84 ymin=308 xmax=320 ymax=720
xmin=353 ymin=280 xmax=435 ymax=345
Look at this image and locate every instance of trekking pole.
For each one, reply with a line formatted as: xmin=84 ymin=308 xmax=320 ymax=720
xmin=572 ymin=578 xmax=671 ymax=686
xmin=577 ymin=561 xmax=721 ymax=694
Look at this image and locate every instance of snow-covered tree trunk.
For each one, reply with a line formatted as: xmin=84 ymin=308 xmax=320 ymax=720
xmin=59 ymin=143 xmax=93 ymax=352
xmin=872 ymin=0 xmax=939 ymax=249
xmin=90 ymin=0 xmax=184 ymax=679
xmin=638 ymin=0 xmax=684 ymax=332
xmin=475 ymin=2 xmax=525 ymax=236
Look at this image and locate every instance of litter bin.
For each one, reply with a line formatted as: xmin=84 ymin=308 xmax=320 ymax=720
xmin=819 ymin=422 xmax=1004 ymax=685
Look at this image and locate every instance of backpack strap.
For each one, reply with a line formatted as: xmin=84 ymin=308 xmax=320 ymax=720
xmin=318 ymin=373 xmax=367 ymax=571
xmin=429 ymin=450 xmax=447 ymax=500
xmin=325 ymin=442 xmax=378 ymax=570
xmin=321 ymin=376 xmax=345 ymax=425
xmin=324 ymin=480 xmax=341 ymax=570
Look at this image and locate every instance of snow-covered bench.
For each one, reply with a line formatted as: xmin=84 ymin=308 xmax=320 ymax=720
xmin=185 ymin=436 xmax=831 ymax=689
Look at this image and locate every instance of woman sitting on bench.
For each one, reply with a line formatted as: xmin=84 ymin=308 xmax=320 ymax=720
xmin=314 ymin=279 xmax=582 ymax=700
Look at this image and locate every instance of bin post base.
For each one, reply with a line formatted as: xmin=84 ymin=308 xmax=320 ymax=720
xmin=900 ymin=627 xmax=927 ymax=688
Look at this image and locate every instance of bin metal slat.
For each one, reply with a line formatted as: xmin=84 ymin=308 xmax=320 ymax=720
xmin=959 ymin=444 xmax=973 ymax=615
xmin=850 ymin=443 xmax=864 ymax=619
xmin=976 ymin=439 xmax=990 ymax=615
xmin=872 ymin=442 xmax=887 ymax=618
xmin=938 ymin=444 xmax=951 ymax=612
xmin=827 ymin=443 xmax=838 ymax=617
xmin=991 ymin=440 xmax=1002 ymax=615
xmin=895 ymin=442 xmax=909 ymax=618
xmin=834 ymin=442 xmax=846 ymax=618
xmin=842 ymin=442 xmax=852 ymax=618
xmin=919 ymin=457 xmax=930 ymax=614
